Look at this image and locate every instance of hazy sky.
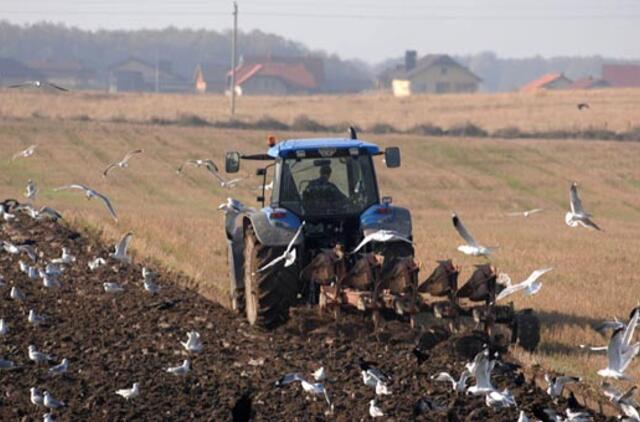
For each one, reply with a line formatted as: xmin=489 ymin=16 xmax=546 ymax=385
xmin=2 ymin=0 xmax=640 ymax=62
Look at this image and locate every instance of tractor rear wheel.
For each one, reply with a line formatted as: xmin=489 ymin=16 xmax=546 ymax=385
xmin=512 ymin=309 xmax=541 ymax=352
xmin=243 ymin=226 xmax=299 ymax=328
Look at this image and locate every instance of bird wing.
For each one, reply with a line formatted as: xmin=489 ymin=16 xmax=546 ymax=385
xmin=522 ymin=268 xmax=553 ymax=288
xmin=257 ymin=254 xmax=285 ymax=273
xmin=54 ymin=183 xmax=90 ymax=192
xmin=203 ymin=160 xmax=219 ymax=173
xmin=578 ymin=217 xmax=601 ymax=231
xmin=623 ymin=308 xmax=640 ymax=346
xmin=122 ymin=149 xmax=143 ymax=163
xmin=505 ymin=212 xmax=525 ymax=217
xmin=277 ymin=373 xmax=305 ymax=386
xmin=452 ymin=214 xmax=477 ymax=246
xmin=103 ymin=163 xmax=118 ymax=177
xmin=351 ymin=230 xmax=412 ymax=254
xmin=527 ymin=208 xmax=543 ymax=215
xmin=94 ymin=191 xmax=118 ymax=221
xmin=570 ymin=183 xmax=588 ymax=216
xmin=495 ymin=283 xmax=528 ymax=301
xmin=432 ymin=372 xmax=455 ymax=385
xmin=285 ymin=222 xmax=306 ymax=254
xmin=116 ymin=232 xmax=133 ymax=255
xmin=46 ymin=82 xmax=69 ymax=91
xmin=608 ymin=330 xmax=624 ymax=371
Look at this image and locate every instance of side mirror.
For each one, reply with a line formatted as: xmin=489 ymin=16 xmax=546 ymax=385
xmin=384 ymin=147 xmax=401 ymax=168
xmin=225 ymin=151 xmax=240 ymax=173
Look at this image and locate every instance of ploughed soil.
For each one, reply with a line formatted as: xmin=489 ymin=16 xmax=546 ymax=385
xmin=0 ymin=206 xmax=616 ymax=421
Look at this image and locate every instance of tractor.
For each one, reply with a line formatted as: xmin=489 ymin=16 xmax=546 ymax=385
xmin=222 ymin=130 xmax=540 ymax=352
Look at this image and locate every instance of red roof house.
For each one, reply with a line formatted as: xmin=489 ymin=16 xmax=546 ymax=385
xmin=602 ymin=64 xmax=640 ymax=88
xmin=228 ymin=56 xmax=323 ymax=95
xmin=520 ymin=73 xmax=573 ymax=93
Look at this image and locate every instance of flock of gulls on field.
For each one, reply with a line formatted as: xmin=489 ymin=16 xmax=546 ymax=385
xmin=1 ymin=141 xmax=637 ymax=422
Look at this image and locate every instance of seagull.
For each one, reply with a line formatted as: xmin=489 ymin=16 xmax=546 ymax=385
xmin=313 ymin=366 xmax=327 ymax=382
xmin=31 ymin=387 xmax=44 ymax=406
xmin=211 ymin=171 xmax=244 ymax=189
xmin=2 ymin=241 xmax=37 ymax=261
xmin=17 ymin=204 xmax=63 ymax=221
xmin=54 ymin=184 xmax=118 ymax=222
xmin=88 ymin=257 xmax=106 ymax=271
xmin=11 ymin=286 xmax=26 ymax=301
xmin=0 ymin=319 xmax=7 ymax=336
xmin=413 ymin=397 xmax=446 ymax=415
xmin=12 ymin=144 xmax=37 ymax=160
xmin=28 ymin=345 xmax=54 ymax=364
xmin=39 ymin=270 xmax=62 ymax=288
xmin=28 ymin=266 xmax=40 ymax=280
xmin=19 ymin=260 xmax=29 ymax=273
xmin=110 ymin=232 xmax=133 ymax=263
xmin=517 ymin=411 xmax=530 ymax=422
xmin=103 ymin=149 xmax=143 ymax=177
xmin=506 ymin=208 xmax=543 ymax=218
xmin=142 ymin=267 xmax=160 ymax=293
xmin=180 ymin=331 xmax=203 ymax=353
xmin=565 ymin=182 xmax=601 ymax=230
xmin=28 ymin=309 xmax=47 ymax=326
xmin=51 ymin=247 xmax=75 ymax=264
xmin=166 ymin=359 xmax=190 ymax=375
xmin=452 ymin=213 xmax=495 ymax=257
xmin=0 ymin=274 xmax=4 ymax=287
xmin=544 ymin=374 xmax=580 ymax=397
xmin=598 ymin=327 xmax=640 ymax=379
xmin=565 ymin=392 xmax=592 ymax=421
xmin=602 ymin=383 xmax=638 ymax=412
xmin=495 ymin=268 xmax=554 ymax=301
xmin=49 ymin=358 xmax=69 ymax=375
xmin=45 ymin=263 xmax=64 ymax=277
xmin=9 ymin=80 xmax=68 ymax=91
xmin=43 ymin=413 xmax=55 ymax=422
xmin=431 ymin=370 xmax=471 ymax=393
xmin=176 ymin=159 xmax=219 ymax=176
xmin=256 ymin=222 xmax=305 ymax=273
xmin=103 ymin=282 xmax=124 ymax=293
xmin=359 ymin=357 xmax=392 ymax=395
xmin=25 ymin=179 xmax=38 ymax=201
xmin=275 ymin=372 xmax=331 ymax=406
xmin=350 ymin=229 xmax=412 ymax=254
xmin=485 ymin=388 xmax=516 ymax=408
xmin=369 ymin=399 xmax=384 ymax=418
xmin=466 ymin=349 xmax=496 ymax=395
xmin=43 ymin=391 xmax=65 ymax=409
xmin=116 ymin=382 xmax=140 ymax=400
xmin=0 ymin=204 xmax=16 ymax=221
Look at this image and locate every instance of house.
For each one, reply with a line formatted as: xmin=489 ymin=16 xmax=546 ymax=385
xmin=602 ymin=64 xmax=640 ymax=88
xmin=0 ymin=57 xmax=44 ymax=86
xmin=193 ymin=62 xmax=229 ymax=93
xmin=108 ymin=57 xmax=190 ymax=93
xmin=26 ymin=59 xmax=98 ymax=90
xmin=378 ymin=51 xmax=481 ymax=96
xmin=566 ymin=76 xmax=610 ymax=90
xmin=520 ymin=73 xmax=573 ymax=93
xmin=228 ymin=56 xmax=324 ymax=95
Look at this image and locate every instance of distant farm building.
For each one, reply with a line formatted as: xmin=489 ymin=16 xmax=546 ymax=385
xmin=602 ymin=64 xmax=640 ymax=88
xmin=193 ymin=62 xmax=229 ymax=94
xmin=0 ymin=57 xmax=44 ymax=86
xmin=378 ymin=51 xmax=481 ymax=96
xmin=520 ymin=73 xmax=573 ymax=93
xmin=26 ymin=59 xmax=98 ymax=90
xmin=108 ymin=57 xmax=189 ymax=93
xmin=566 ymin=76 xmax=610 ymax=90
xmin=228 ymin=56 xmax=324 ymax=95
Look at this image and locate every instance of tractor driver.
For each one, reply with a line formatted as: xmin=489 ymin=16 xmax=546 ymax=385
xmin=303 ymin=164 xmax=348 ymax=208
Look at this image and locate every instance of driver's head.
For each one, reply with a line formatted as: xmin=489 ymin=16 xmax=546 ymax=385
xmin=319 ymin=165 xmax=331 ymax=180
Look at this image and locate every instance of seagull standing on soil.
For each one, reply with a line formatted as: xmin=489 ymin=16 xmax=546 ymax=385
xmin=565 ymin=182 xmax=601 ymax=230
xmin=116 ymin=383 xmax=140 ymax=400
xmin=28 ymin=345 xmax=54 ymax=364
xmin=103 ymin=149 xmax=143 ymax=177
xmin=506 ymin=208 xmax=543 ymax=218
xmin=48 ymin=358 xmax=69 ymax=375
xmin=30 ymin=387 xmax=44 ymax=406
xmin=451 ymin=213 xmax=495 ymax=257
xmin=359 ymin=358 xmax=392 ymax=395
xmin=313 ymin=366 xmax=327 ymax=382
xmin=28 ymin=309 xmax=47 ymax=326
xmin=180 ymin=331 xmax=203 ymax=353
xmin=142 ymin=268 xmax=160 ymax=294
xmin=25 ymin=179 xmax=38 ymax=201
xmin=88 ymin=257 xmax=106 ymax=271
xmin=166 ymin=359 xmax=190 ymax=375
xmin=43 ymin=391 xmax=65 ymax=409
xmin=40 ymin=270 xmax=62 ymax=288
xmin=495 ymin=268 xmax=554 ymax=301
xmin=110 ymin=232 xmax=133 ymax=263
xmin=0 ymin=319 xmax=7 ymax=336
xmin=11 ymin=286 xmax=26 ymax=301
xmin=12 ymin=144 xmax=37 ymax=160
xmin=43 ymin=413 xmax=55 ymax=422
xmin=103 ymin=282 xmax=124 ymax=293
xmin=485 ymin=388 xmax=516 ymax=408
xmin=51 ymin=247 xmax=75 ymax=264
xmin=544 ymin=374 xmax=581 ymax=398
xmin=431 ymin=370 xmax=471 ymax=393
xmin=54 ymin=184 xmax=118 ymax=222
xmin=369 ymin=399 xmax=384 ymax=417
xmin=256 ymin=222 xmax=305 ymax=273
xmin=517 ymin=411 xmax=530 ymax=422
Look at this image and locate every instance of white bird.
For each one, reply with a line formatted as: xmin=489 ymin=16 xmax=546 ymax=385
xmin=142 ymin=267 xmax=160 ymax=294
xmin=2 ymin=241 xmax=37 ymax=261
xmin=12 ymin=144 xmax=37 ymax=160
xmin=88 ymin=257 xmax=106 ymax=271
xmin=211 ymin=171 xmax=244 ymax=189
xmin=180 ymin=331 xmax=203 ymax=353
xmin=28 ymin=345 xmax=54 ymax=364
xmin=28 ymin=309 xmax=47 ymax=326
xmin=28 ymin=266 xmax=39 ymax=280
xmin=276 ymin=372 xmax=331 ymax=406
xmin=43 ymin=413 xmax=55 ymax=422
xmin=565 ymin=182 xmax=601 ymax=231
xmin=45 ymin=263 xmax=64 ymax=277
xmin=495 ymin=268 xmax=554 ymax=301
xmin=369 ymin=399 xmax=384 ymax=418
xmin=0 ymin=205 xmax=16 ymax=221
xmin=116 ymin=382 xmax=140 ymax=400
xmin=39 ymin=270 xmax=62 ymax=288
xmin=166 ymin=359 xmax=190 ymax=375
xmin=110 ymin=232 xmax=133 ymax=263
xmin=51 ymin=247 xmax=75 ymax=264
xmin=485 ymin=388 xmax=516 ymax=408
xmin=0 ymin=319 xmax=7 ymax=336
xmin=0 ymin=274 xmax=4 ymax=287
xmin=53 ymin=184 xmax=118 ymax=222
xmin=506 ymin=208 xmax=543 ymax=218
xmin=10 ymin=80 xmax=68 ymax=91
xmin=313 ymin=366 xmax=326 ymax=382
xmin=103 ymin=149 xmax=143 ymax=177
xmin=30 ymin=387 xmax=44 ymax=406
xmin=17 ymin=204 xmax=63 ymax=221
xmin=49 ymin=358 xmax=69 ymax=375
xmin=19 ymin=260 xmax=29 ymax=273
xmin=350 ymin=229 xmax=412 ymax=254
xmin=598 ymin=326 xmax=640 ymax=380
xmin=43 ymin=391 xmax=65 ymax=409
xmin=517 ymin=411 xmax=530 ymax=422
xmin=466 ymin=350 xmax=496 ymax=395
xmin=544 ymin=374 xmax=580 ymax=397
xmin=256 ymin=222 xmax=305 ymax=273
xmin=359 ymin=359 xmax=392 ymax=396
xmin=25 ymin=179 xmax=38 ymax=201
xmin=431 ymin=370 xmax=471 ymax=393
xmin=103 ymin=282 xmax=124 ymax=293
xmin=176 ymin=159 xmax=219 ymax=176
xmin=11 ymin=286 xmax=26 ymax=301
xmin=452 ymin=213 xmax=495 ymax=257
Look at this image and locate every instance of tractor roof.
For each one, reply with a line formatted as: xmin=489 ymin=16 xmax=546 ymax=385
xmin=268 ymin=138 xmax=380 ymax=158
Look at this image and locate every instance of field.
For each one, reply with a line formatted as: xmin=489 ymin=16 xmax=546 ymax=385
xmin=1 ymin=88 xmax=640 ymax=395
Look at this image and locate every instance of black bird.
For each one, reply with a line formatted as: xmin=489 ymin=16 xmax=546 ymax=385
xmin=412 ymin=347 xmax=429 ymax=366
xmin=577 ymin=102 xmax=590 ymax=110
xmin=232 ymin=390 xmax=252 ymax=422
xmin=358 ymin=357 xmax=391 ymax=383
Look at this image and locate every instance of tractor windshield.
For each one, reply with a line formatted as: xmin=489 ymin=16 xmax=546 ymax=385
xmin=275 ymin=153 xmax=378 ymax=216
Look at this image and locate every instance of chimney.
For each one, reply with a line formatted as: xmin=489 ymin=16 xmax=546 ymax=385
xmin=405 ymin=50 xmax=417 ymax=72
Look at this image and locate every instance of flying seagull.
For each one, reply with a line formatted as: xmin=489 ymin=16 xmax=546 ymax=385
xmin=176 ymin=159 xmax=219 ymax=175
xmin=495 ymin=268 xmax=554 ymax=301
xmin=431 ymin=370 xmax=471 ymax=393
xmin=25 ymin=179 xmax=38 ymax=201
xmin=565 ymin=182 xmax=601 ymax=230
xmin=17 ymin=204 xmax=63 ymax=221
xmin=466 ymin=349 xmax=496 ymax=395
xmin=54 ymin=184 xmax=118 ymax=222
xmin=452 ymin=213 xmax=495 ymax=257
xmin=110 ymin=232 xmax=133 ymax=263
xmin=598 ymin=326 xmax=640 ymax=380
xmin=12 ymin=144 xmax=37 ymax=160
xmin=103 ymin=149 xmax=143 ymax=177
xmin=256 ymin=222 xmax=305 ymax=273
xmin=506 ymin=208 xmax=543 ymax=218
xmin=544 ymin=374 xmax=580 ymax=397
xmin=350 ymin=229 xmax=412 ymax=254
xmin=116 ymin=383 xmax=140 ymax=400
xmin=276 ymin=373 xmax=332 ymax=407
xmin=9 ymin=80 xmax=68 ymax=91
xmin=88 ymin=257 xmax=106 ymax=271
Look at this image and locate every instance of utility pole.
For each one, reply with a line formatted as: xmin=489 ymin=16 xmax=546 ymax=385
xmin=230 ymin=1 xmax=238 ymax=116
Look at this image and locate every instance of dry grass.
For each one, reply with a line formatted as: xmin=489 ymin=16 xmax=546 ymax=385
xmin=1 ymin=87 xmax=640 ymax=132
xmin=1 ymin=103 xmax=640 ymax=387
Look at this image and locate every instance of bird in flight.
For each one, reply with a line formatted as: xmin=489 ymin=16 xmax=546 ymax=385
xmin=54 ymin=184 xmax=118 ymax=222
xmin=452 ymin=213 xmax=495 ymax=257
xmin=505 ymin=208 xmax=543 ymax=218
xmin=256 ymin=222 xmax=305 ymax=273
xmin=565 ymin=182 xmax=601 ymax=231
xmin=9 ymin=80 xmax=69 ymax=91
xmin=12 ymin=144 xmax=37 ymax=161
xmin=103 ymin=149 xmax=143 ymax=177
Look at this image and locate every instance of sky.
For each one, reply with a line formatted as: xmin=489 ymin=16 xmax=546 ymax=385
xmin=2 ymin=0 xmax=640 ymax=63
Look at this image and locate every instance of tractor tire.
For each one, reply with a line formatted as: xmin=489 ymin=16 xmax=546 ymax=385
xmin=513 ymin=309 xmax=541 ymax=352
xmin=243 ymin=225 xmax=299 ymax=328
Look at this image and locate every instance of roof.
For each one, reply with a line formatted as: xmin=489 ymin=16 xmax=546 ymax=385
xmin=566 ymin=77 xmax=610 ymax=90
xmin=268 ymin=138 xmax=380 ymax=158
xmin=108 ymin=57 xmax=186 ymax=81
xmin=602 ymin=64 xmax=640 ymax=87
xmin=0 ymin=57 xmax=43 ymax=79
xmin=520 ymin=73 xmax=572 ymax=92
xmin=193 ymin=62 xmax=229 ymax=83
xmin=229 ymin=60 xmax=319 ymax=90
xmin=379 ymin=54 xmax=481 ymax=83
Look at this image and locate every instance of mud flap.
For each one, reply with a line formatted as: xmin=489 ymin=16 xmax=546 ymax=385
xmin=227 ymin=229 xmax=245 ymax=313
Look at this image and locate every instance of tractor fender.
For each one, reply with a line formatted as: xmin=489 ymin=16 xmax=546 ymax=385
xmin=243 ymin=208 xmax=304 ymax=247
xmin=360 ymin=204 xmax=412 ymax=238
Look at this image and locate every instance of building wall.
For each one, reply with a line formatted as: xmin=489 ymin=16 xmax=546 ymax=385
xmin=240 ymin=76 xmax=290 ymax=95
xmin=408 ymin=65 xmax=478 ymax=94
xmin=391 ymin=79 xmax=411 ymax=97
